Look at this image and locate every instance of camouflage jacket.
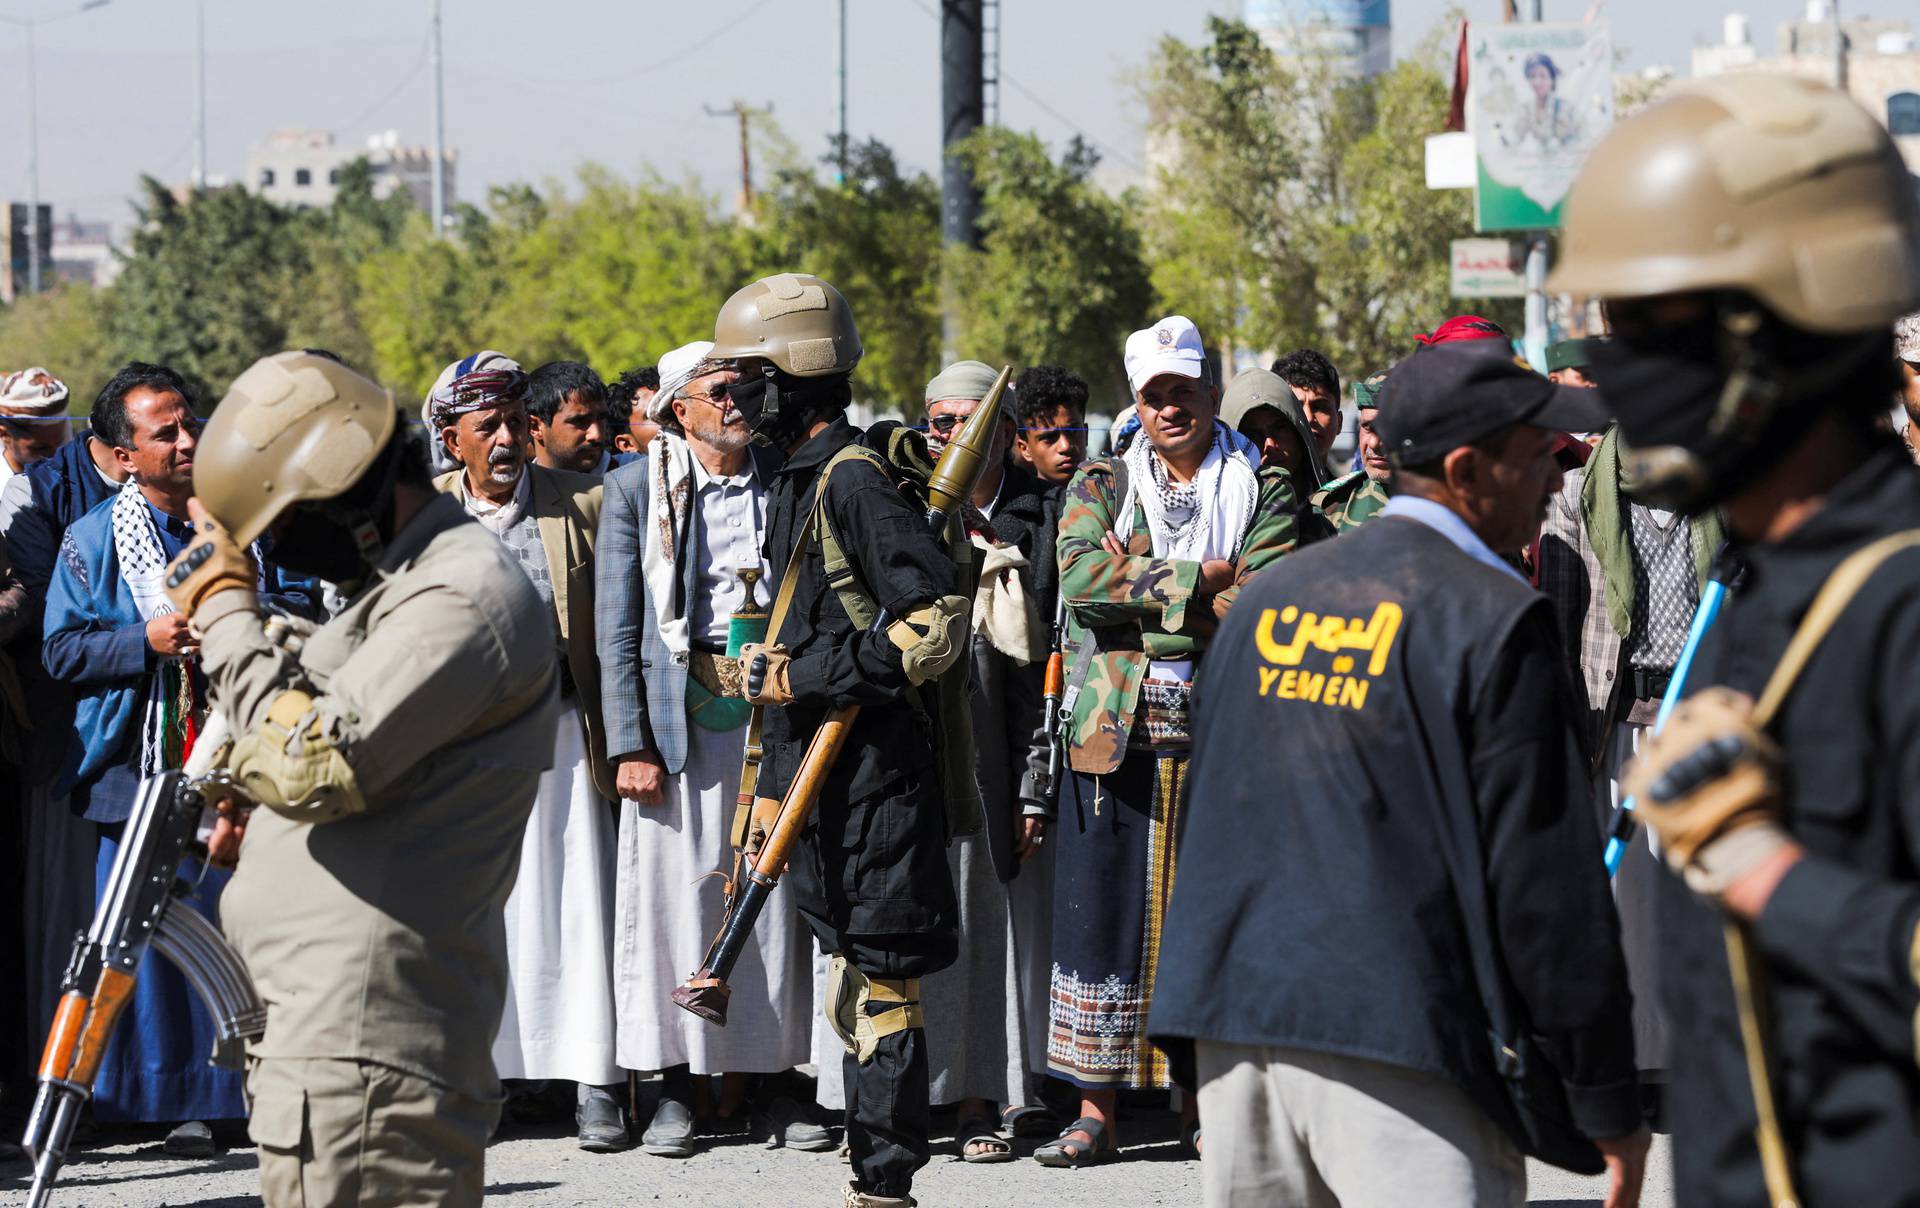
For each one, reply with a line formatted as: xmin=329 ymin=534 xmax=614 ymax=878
xmin=1310 ymin=470 xmax=1391 ymax=534
xmin=1057 ymin=456 xmax=1299 ymax=774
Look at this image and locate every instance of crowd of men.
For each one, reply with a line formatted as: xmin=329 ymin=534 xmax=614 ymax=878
xmin=1 ymin=71 xmax=1919 ymax=1208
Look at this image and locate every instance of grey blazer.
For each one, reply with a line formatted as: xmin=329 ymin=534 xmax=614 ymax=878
xmin=595 ymin=441 xmax=778 ymax=774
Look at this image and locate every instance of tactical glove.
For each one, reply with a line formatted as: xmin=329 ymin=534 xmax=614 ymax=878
xmin=1623 ymin=687 xmax=1792 ymax=898
xmin=740 ymin=643 xmax=793 ymax=707
xmin=164 ymin=503 xmax=258 ymax=617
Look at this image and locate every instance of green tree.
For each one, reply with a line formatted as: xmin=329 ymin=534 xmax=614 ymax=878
xmin=477 ymin=166 xmax=752 ymax=378
xmin=754 ymin=138 xmax=942 ymax=409
xmin=0 ymin=283 xmax=121 ymax=410
xmin=276 ymin=159 xmax=414 ymax=370
xmin=948 ymin=128 xmax=1155 ymax=404
xmin=1141 ymin=16 xmax=1518 ymax=378
xmin=106 ymin=178 xmax=308 ymax=399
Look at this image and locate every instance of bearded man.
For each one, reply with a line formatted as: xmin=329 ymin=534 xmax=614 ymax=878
xmin=431 ymin=368 xmax=626 ymax=1150
xmin=596 ymin=341 xmax=825 ymax=1156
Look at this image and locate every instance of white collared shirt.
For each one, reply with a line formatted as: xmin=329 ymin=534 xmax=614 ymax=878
xmin=1379 ymin=495 xmax=1528 ymax=584
xmin=688 ymin=453 xmax=769 ymax=644
xmin=458 ymin=468 xmax=531 ymax=536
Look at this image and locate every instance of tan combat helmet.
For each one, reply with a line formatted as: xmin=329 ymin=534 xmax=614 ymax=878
xmin=710 ymin=272 xmax=863 ymax=377
xmin=1550 ymin=73 xmax=1920 ymax=333
xmin=194 ymin=352 xmax=398 ymax=545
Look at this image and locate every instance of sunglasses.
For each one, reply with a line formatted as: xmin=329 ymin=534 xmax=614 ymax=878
xmin=682 ymin=381 xmax=735 ymax=406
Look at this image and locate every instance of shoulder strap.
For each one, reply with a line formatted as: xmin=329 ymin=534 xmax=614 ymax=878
xmin=813 ymin=446 xmax=892 ymax=631
xmin=1752 ymin=528 xmax=1920 ymax=727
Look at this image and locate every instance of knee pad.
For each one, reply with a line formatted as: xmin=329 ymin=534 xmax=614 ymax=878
xmin=824 ymin=953 xmax=923 ymax=1065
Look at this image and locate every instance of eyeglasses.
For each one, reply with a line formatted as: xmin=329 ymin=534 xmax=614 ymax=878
xmin=681 ymin=382 xmax=734 ymax=407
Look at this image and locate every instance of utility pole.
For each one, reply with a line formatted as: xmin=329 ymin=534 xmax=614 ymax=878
xmin=1831 ymin=0 xmax=1847 ymax=90
xmin=939 ymin=0 xmax=984 ymax=360
xmin=833 ymin=0 xmax=847 ymax=183
xmin=1 ymin=0 xmax=112 ymax=297
xmin=706 ymin=101 xmax=772 ymax=213
xmin=1514 ymin=0 xmax=1549 ymax=371
xmin=430 ymin=0 xmax=446 ymax=237
xmin=26 ymin=21 xmax=40 ymax=293
xmin=191 ymin=0 xmax=206 ymax=189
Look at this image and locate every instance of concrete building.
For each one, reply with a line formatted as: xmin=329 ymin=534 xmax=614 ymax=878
xmin=0 ymin=202 xmax=51 ymax=303
xmin=244 ymin=128 xmax=458 ymax=215
xmin=50 ymin=213 xmax=121 ymax=289
xmin=1245 ymin=0 xmax=1391 ymax=81
xmin=1692 ymin=5 xmax=1920 ymax=174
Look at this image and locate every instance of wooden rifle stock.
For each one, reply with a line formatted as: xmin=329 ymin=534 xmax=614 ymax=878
xmin=673 ymin=706 xmax=859 ymax=1024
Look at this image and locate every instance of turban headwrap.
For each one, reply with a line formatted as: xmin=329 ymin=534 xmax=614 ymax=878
xmin=0 ymin=367 xmax=71 ymax=423
xmin=645 ymin=340 xmax=718 ymax=427
xmin=427 ymin=367 xmax=527 ymax=431
xmin=1414 ymin=315 xmax=1509 ymax=347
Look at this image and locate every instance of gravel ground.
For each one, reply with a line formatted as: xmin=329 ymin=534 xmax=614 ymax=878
xmin=5 ymin=1111 xmax=1672 ymax=1207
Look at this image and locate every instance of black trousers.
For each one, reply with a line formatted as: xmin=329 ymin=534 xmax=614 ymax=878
xmin=789 ymin=772 xmax=957 ymax=1195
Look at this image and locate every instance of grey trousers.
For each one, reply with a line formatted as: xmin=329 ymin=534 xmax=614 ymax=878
xmin=247 ymin=1057 xmax=498 ymax=1208
xmin=1195 ymin=1041 xmax=1526 ymax=1208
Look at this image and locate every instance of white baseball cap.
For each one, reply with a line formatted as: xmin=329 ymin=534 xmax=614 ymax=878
xmin=1124 ymin=315 xmax=1207 ymax=394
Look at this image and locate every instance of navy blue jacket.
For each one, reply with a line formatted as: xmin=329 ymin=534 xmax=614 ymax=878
xmin=42 ymin=489 xmax=321 ymax=820
xmin=1 ymin=433 xmax=122 ymax=785
xmin=1150 ymin=516 xmax=1640 ymax=1143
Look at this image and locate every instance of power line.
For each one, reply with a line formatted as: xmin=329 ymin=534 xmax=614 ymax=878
xmin=638 ymin=0 xmax=780 ymax=74
xmin=901 ymin=0 xmax=1143 ymax=172
xmin=339 ymin=31 xmax=430 ymax=135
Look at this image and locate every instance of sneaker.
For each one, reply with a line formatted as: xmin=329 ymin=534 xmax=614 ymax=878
xmin=162 ymin=1120 xmax=216 ymax=1159
xmin=641 ymin=1095 xmax=697 ymax=1158
xmin=576 ymin=1085 xmax=630 ymax=1153
xmin=753 ymin=1094 xmax=835 ymax=1152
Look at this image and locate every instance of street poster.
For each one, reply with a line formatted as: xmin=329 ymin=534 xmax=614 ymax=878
xmin=1469 ymin=20 xmax=1614 ymax=232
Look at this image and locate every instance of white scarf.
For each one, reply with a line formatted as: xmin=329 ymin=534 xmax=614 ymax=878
xmin=1115 ymin=420 xmax=1261 ymax=563
xmin=971 ymin=534 xmax=1040 ymax=664
xmin=110 ymin=481 xmax=186 ymax=776
xmin=642 ymin=433 xmax=697 ymax=657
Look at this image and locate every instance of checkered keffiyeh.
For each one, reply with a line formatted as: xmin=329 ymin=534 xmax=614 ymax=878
xmin=427 ymin=367 xmax=527 ymax=432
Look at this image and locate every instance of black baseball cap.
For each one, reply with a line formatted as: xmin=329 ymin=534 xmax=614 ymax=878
xmin=1375 ymin=342 xmax=1610 ymax=467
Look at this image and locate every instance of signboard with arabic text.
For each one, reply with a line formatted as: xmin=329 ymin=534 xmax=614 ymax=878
xmin=1469 ymin=21 xmax=1614 ymax=232
xmin=1449 ymin=238 xmax=1527 ymax=298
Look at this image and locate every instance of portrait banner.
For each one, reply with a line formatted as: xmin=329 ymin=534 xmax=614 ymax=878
xmin=1470 ymin=21 xmax=1614 ymax=232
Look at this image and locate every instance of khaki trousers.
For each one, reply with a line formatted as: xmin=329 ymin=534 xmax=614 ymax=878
xmin=1195 ymin=1041 xmax=1525 ymax=1208
xmin=246 ymin=1057 xmax=498 ymax=1208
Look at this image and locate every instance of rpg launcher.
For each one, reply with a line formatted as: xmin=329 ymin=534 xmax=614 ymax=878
xmin=673 ymin=365 xmax=1013 ymax=1026
xmin=23 ymin=769 xmax=267 ymax=1208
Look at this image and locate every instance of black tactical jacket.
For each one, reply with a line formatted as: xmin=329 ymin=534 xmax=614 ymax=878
xmin=1660 ymin=445 xmax=1920 ymax=1208
xmin=759 ymin=415 xmax=953 ymax=805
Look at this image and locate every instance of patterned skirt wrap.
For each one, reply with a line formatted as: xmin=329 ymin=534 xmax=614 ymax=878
xmin=1047 ymin=749 xmax=1187 ymax=1090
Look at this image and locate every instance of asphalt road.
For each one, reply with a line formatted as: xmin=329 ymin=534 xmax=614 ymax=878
xmin=4 ymin=1111 xmax=1673 ymax=1207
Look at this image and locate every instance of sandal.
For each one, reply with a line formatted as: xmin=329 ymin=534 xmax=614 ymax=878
xmin=1179 ymin=1118 xmax=1202 ymax=1161
xmin=1032 ymin=1115 xmax=1116 ymax=1168
xmin=1002 ymin=1102 xmax=1061 ymax=1139
xmin=956 ymin=1113 xmax=1016 ymax=1164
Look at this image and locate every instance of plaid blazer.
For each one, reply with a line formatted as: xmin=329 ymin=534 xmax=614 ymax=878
xmin=1537 ymin=465 xmax=1622 ymax=762
xmin=595 ymin=441 xmax=778 ymax=775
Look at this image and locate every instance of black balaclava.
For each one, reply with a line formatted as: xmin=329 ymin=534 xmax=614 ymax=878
xmin=1586 ymin=293 xmax=1884 ymax=513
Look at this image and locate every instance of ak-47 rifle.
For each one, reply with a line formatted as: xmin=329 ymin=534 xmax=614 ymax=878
xmin=23 ymin=769 xmax=267 ymax=1208
xmin=673 ymin=366 xmax=1013 ymax=1026
xmin=1031 ymin=592 xmax=1069 ymax=809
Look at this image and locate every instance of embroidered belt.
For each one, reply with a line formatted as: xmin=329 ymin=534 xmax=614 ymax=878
xmin=1129 ymin=676 xmax=1194 ymax=749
